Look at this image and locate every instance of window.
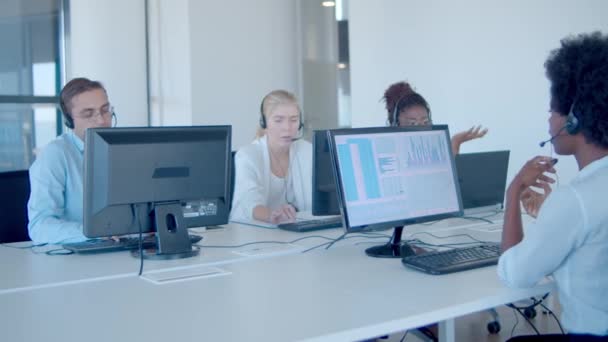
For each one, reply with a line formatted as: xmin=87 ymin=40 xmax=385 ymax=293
xmin=0 ymin=0 xmax=63 ymax=172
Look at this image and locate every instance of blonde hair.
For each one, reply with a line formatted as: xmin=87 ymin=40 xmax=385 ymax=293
xmin=257 ymin=89 xmax=300 ymax=137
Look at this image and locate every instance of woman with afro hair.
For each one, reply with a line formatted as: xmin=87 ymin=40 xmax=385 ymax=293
xmin=499 ymin=31 xmax=608 ymax=341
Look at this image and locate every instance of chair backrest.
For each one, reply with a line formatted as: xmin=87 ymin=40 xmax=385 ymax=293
xmin=0 ymin=170 xmax=31 ymax=243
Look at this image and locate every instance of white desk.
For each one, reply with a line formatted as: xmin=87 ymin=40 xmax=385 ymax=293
xmin=0 ymin=222 xmax=386 ymax=294
xmin=1 ymin=214 xmax=551 ymax=342
xmin=0 ymin=236 xmax=552 ymax=342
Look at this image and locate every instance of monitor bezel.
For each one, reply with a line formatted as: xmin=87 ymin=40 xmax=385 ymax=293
xmin=327 ymin=125 xmax=464 ymax=233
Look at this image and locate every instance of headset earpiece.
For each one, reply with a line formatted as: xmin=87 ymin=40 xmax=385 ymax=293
xmin=566 ymin=111 xmax=580 ymax=135
xmin=59 ymin=93 xmax=74 ymax=129
xmin=259 ymin=100 xmax=267 ymax=129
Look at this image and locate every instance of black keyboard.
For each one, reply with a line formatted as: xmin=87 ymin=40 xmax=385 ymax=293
xmin=63 ymin=234 xmax=203 ymax=254
xmin=278 ymin=217 xmax=343 ymax=232
xmin=401 ymin=243 xmax=501 ymax=275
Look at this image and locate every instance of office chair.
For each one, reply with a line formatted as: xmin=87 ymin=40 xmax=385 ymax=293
xmin=0 ymin=170 xmax=31 ymax=243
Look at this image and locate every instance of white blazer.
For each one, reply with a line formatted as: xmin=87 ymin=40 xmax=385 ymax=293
xmin=230 ymin=135 xmax=312 ymax=221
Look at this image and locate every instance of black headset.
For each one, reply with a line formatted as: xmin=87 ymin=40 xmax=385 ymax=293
xmin=259 ymin=96 xmax=304 ymax=131
xmin=390 ymin=94 xmax=432 ymax=127
xmin=565 ymin=102 xmax=580 ymax=135
xmin=59 ymin=99 xmax=117 ymax=129
xmin=59 ymin=97 xmax=75 ymax=129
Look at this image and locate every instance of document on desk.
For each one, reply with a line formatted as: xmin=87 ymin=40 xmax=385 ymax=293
xmin=141 ymin=266 xmax=231 ymax=285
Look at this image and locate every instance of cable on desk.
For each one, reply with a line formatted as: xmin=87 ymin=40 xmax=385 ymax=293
xmin=44 ymin=248 xmax=74 ymax=256
xmin=0 ymin=242 xmax=48 ymax=249
xmin=301 ymin=241 xmax=332 ymax=253
xmin=461 ymin=215 xmax=495 ymax=224
xmin=399 ymin=331 xmax=409 ymax=342
xmin=1 ymin=242 xmax=76 ymax=255
xmin=325 ymin=232 xmax=348 ymax=250
xmin=197 ymin=235 xmax=337 ymax=249
xmin=409 ymin=231 xmax=486 ymax=243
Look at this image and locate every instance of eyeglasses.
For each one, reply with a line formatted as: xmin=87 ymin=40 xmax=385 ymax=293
xmin=403 ymin=118 xmax=432 ymax=126
xmin=73 ymin=106 xmax=114 ymax=121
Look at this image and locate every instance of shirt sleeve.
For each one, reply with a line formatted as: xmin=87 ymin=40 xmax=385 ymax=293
xmin=497 ymin=186 xmax=584 ymax=288
xmin=230 ymin=149 xmax=266 ymax=221
xmin=27 ymin=144 xmax=85 ymax=245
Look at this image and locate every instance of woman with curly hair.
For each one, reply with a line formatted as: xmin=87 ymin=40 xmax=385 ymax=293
xmin=499 ymin=32 xmax=608 ymax=341
xmin=382 ymin=81 xmax=487 ymax=154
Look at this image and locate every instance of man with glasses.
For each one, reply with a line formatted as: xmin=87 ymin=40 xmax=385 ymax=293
xmin=27 ymin=78 xmax=114 ymax=244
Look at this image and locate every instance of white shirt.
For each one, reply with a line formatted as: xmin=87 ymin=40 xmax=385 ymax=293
xmin=497 ymin=155 xmax=608 ymax=336
xmin=230 ymin=135 xmax=313 ymax=221
xmin=268 ymin=173 xmax=288 ymax=210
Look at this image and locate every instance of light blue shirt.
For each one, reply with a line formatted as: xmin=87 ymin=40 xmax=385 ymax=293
xmin=27 ymin=131 xmax=87 ymax=244
xmin=498 ymin=155 xmax=608 ymax=335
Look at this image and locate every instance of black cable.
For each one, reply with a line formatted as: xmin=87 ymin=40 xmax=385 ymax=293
xmin=461 ymin=215 xmax=495 ymax=224
xmin=409 ymin=231 xmax=486 ymax=243
xmin=399 ymin=331 xmax=409 ymax=342
xmin=45 ymin=248 xmax=74 ymax=255
xmin=511 ymin=305 xmax=541 ymax=335
xmin=325 ymin=232 xmax=348 ymax=250
xmin=0 ymin=242 xmax=48 ymax=249
xmin=510 ymin=306 xmax=520 ymax=338
xmin=301 ymin=241 xmax=332 ymax=253
xmin=539 ymin=303 xmax=565 ymax=334
xmin=132 ymin=204 xmax=144 ymax=276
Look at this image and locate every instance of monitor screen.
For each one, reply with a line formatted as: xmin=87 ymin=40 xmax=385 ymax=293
xmin=455 ymin=150 xmax=509 ymax=210
xmin=312 ymin=130 xmax=340 ymax=216
xmin=328 ymin=125 xmax=463 ymax=232
xmin=83 ymin=126 xmax=232 ymax=244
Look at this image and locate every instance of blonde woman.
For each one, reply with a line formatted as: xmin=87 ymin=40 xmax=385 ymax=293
xmin=230 ymin=90 xmax=312 ymax=224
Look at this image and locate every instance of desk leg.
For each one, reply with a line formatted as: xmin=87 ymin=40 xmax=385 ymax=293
xmin=438 ymin=318 xmax=455 ymax=342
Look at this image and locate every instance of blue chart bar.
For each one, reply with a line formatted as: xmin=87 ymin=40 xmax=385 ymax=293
xmin=347 ymin=139 xmax=381 ymax=199
xmin=337 ymin=144 xmax=359 ymax=202
xmin=406 ymin=135 xmax=448 ymax=168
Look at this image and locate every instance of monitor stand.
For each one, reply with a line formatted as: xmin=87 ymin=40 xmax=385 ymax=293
xmin=365 ymin=226 xmax=416 ymax=258
xmin=131 ymin=202 xmax=200 ymax=260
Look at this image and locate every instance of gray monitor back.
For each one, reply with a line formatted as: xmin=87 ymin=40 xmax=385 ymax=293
xmin=84 ymin=126 xmax=231 ymax=238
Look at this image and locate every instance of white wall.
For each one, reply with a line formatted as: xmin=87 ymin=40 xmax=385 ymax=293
xmin=147 ymin=0 xmax=193 ymax=126
xmin=68 ymin=0 xmax=148 ymax=127
xmin=188 ymin=0 xmax=298 ymax=149
xmin=349 ymin=0 xmax=608 ymax=184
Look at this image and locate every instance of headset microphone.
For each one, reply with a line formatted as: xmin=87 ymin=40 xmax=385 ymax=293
xmin=539 ymin=125 xmax=567 ymax=147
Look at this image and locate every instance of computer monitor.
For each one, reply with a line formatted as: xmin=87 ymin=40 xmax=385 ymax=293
xmin=455 ymin=150 xmax=509 ymax=213
xmin=312 ymin=130 xmax=340 ymax=216
xmin=328 ymin=125 xmax=463 ymax=258
xmin=84 ymin=125 xmax=232 ymax=259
